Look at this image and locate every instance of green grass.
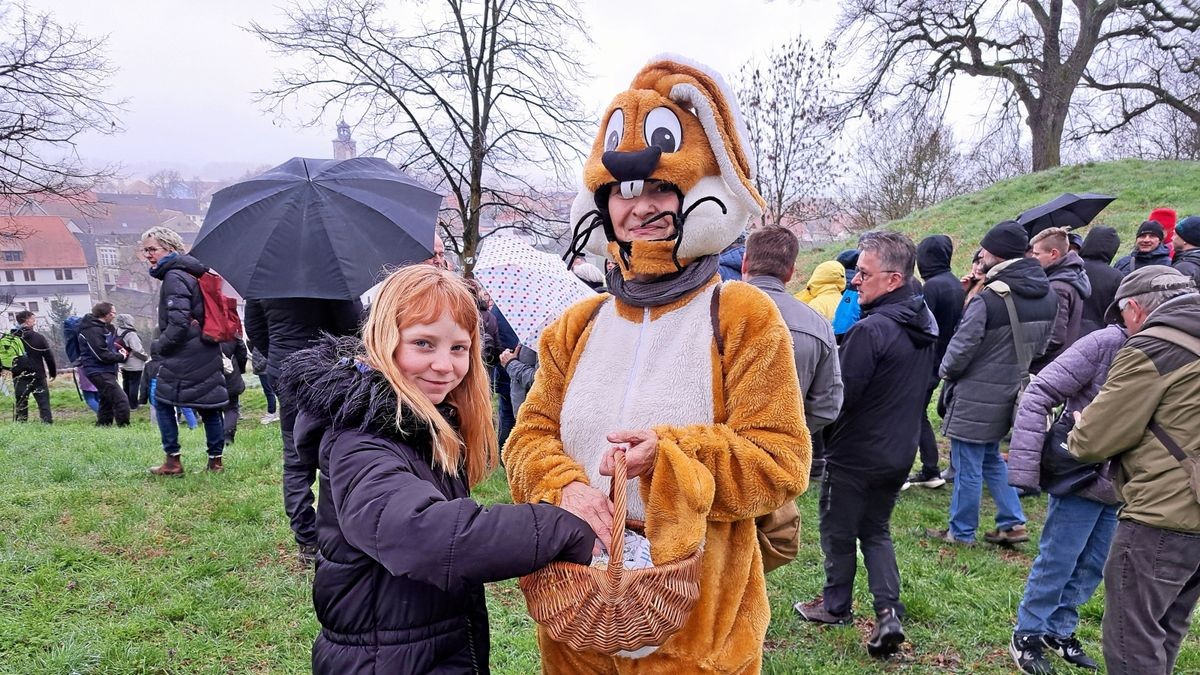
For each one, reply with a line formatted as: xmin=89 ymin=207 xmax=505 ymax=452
xmin=1 ymin=381 xmax=1197 ymax=673
xmin=791 ymin=158 xmax=1200 ymax=288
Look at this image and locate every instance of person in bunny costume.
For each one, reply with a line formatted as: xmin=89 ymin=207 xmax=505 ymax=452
xmin=505 ymin=55 xmax=812 ymax=674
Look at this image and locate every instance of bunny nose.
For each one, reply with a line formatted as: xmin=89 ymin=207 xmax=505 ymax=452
xmin=602 ymin=147 xmax=662 ymax=182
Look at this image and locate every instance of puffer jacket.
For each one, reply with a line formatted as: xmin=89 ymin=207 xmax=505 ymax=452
xmin=796 ymin=260 xmax=846 ymax=321
xmin=282 ymin=337 xmax=595 ymax=675
xmin=149 ymin=253 xmax=227 ymax=409
xmin=939 ymin=257 xmax=1058 ymax=443
xmin=1079 ymin=227 xmax=1124 ymax=336
xmin=1115 ymin=243 xmax=1172 ymax=274
xmin=1030 ymin=251 xmax=1092 ymax=373
xmin=718 ymin=243 xmax=744 ymax=281
xmin=1173 ymin=247 xmax=1200 ymax=286
xmin=1008 ymin=325 xmax=1126 ymax=503
xmin=917 ymin=235 xmax=965 ymax=384
xmin=1070 ymin=293 xmax=1200 ymax=533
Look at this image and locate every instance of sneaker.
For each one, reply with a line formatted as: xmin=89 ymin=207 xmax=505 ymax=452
xmin=260 ymin=413 xmax=279 ymax=425
xmin=866 ymin=608 xmax=905 ymax=658
xmin=984 ymin=525 xmax=1030 ymax=545
xmin=1010 ymin=634 xmax=1055 ymax=674
xmin=794 ymin=598 xmax=853 ymax=626
xmin=1042 ymin=634 xmax=1098 ymax=670
xmin=902 ymin=467 xmax=945 ymax=491
xmin=941 ymin=465 xmax=956 ymax=483
xmin=924 ymin=527 xmax=973 ymax=546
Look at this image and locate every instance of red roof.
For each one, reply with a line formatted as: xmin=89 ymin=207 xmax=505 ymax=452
xmin=0 ymin=216 xmax=88 ymax=268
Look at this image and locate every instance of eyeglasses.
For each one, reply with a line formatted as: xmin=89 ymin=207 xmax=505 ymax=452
xmin=142 ymin=246 xmax=163 ymax=254
xmin=853 ymin=267 xmax=900 ymax=281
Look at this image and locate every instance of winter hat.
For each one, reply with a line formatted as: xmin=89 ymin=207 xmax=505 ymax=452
xmin=1175 ymin=215 xmax=1200 ymax=246
xmin=835 ymin=249 xmax=859 ymax=270
xmin=1068 ymin=233 xmax=1084 ymax=251
xmin=1136 ymin=220 xmax=1165 ymax=241
xmin=980 ymin=220 xmax=1029 ymax=260
xmin=1104 ymin=265 xmax=1196 ymax=324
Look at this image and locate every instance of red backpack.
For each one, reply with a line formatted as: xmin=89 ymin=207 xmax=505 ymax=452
xmin=196 ymin=270 xmax=241 ymax=343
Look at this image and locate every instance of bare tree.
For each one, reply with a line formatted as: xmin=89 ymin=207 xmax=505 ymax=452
xmin=842 ymin=107 xmax=969 ymax=230
xmin=0 ymin=3 xmax=122 ymax=204
xmin=736 ymin=38 xmax=842 ymax=229
xmin=834 ymin=1 xmax=1200 ymax=172
xmin=965 ymin=115 xmax=1031 ymax=187
xmin=250 ymin=0 xmax=591 ymax=273
xmin=147 ymin=169 xmax=185 ymax=198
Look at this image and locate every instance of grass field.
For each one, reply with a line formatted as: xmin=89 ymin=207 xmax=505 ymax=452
xmin=2 ymin=381 xmax=1196 ymax=673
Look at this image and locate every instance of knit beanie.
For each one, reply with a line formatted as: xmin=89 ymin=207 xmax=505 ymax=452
xmin=1136 ymin=220 xmax=1165 ymax=240
xmin=1176 ymin=216 xmax=1200 ymax=246
xmin=980 ymin=220 xmax=1029 ymax=260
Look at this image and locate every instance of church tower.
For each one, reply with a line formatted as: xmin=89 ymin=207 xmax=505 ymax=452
xmin=332 ymin=120 xmax=357 ymax=160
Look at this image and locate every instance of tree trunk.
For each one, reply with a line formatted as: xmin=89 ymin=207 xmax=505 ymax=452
xmin=1027 ymin=104 xmax=1067 ymax=172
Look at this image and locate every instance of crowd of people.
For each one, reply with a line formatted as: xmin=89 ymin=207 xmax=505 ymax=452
xmin=3 ymin=55 xmax=1200 ymax=675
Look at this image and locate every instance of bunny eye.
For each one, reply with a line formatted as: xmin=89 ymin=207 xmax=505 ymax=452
xmin=604 ymin=109 xmax=624 ymax=151
xmin=643 ymin=107 xmax=682 ymax=153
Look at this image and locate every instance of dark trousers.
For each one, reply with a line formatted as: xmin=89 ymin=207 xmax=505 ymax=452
xmin=917 ymin=381 xmax=940 ymax=472
xmin=154 ymin=400 xmax=223 ymax=457
xmin=258 ymin=373 xmax=277 ymax=414
xmin=495 ymin=368 xmax=516 ymax=451
xmin=13 ymin=371 xmax=52 ymax=423
xmin=223 ymin=393 xmax=240 ymax=445
xmin=1102 ymin=520 xmax=1200 ymax=675
xmin=280 ymin=395 xmax=317 ymax=548
xmin=90 ymin=370 xmax=130 ymax=426
xmin=121 ymin=369 xmax=142 ymax=410
xmin=819 ymin=466 xmax=906 ymax=617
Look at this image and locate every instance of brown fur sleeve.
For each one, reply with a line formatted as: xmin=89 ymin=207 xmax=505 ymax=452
xmin=651 ymin=281 xmax=811 ymax=523
xmin=504 ymin=294 xmax=609 ymax=505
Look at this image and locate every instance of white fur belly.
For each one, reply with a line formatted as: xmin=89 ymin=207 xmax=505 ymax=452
xmin=559 ymin=294 xmax=716 ymax=519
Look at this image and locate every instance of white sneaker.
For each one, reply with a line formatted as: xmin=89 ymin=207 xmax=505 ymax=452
xmin=260 ymin=413 xmax=279 ymax=424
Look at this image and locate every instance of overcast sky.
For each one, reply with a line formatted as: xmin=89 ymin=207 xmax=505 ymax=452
xmin=37 ymin=0 xmax=839 ymax=180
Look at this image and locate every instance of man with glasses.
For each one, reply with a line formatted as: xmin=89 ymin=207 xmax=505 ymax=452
xmin=930 ymin=221 xmax=1057 ymax=547
xmin=795 ymin=231 xmax=937 ymax=659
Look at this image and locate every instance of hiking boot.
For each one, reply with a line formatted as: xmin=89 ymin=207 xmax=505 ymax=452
xmin=902 ymin=467 xmax=945 ymax=491
xmin=149 ymin=455 xmax=184 ymax=477
xmin=1010 ymin=634 xmax=1055 ymax=674
xmin=1042 ymin=634 xmax=1098 ymax=670
xmin=793 ymin=598 xmax=853 ymax=626
xmin=298 ymin=543 xmax=318 ymax=566
xmin=924 ymin=527 xmax=973 ymax=546
xmin=206 ymin=457 xmax=224 ymax=473
xmin=984 ymin=525 xmax=1030 ymax=545
xmin=866 ymin=608 xmax=905 ymax=658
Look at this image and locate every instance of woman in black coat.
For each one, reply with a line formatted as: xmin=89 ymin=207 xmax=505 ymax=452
xmin=280 ymin=265 xmax=595 ymax=675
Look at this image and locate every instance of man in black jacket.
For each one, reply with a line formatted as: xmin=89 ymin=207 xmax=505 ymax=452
xmin=795 ymin=231 xmax=937 ymax=659
xmin=905 ymin=235 xmax=964 ymax=489
xmin=1078 ymin=226 xmax=1124 ymax=336
xmin=10 ymin=310 xmax=56 ymax=423
xmin=245 ymin=296 xmax=361 ymax=562
xmin=1173 ymin=215 xmax=1200 ymax=285
xmin=1115 ymin=220 xmax=1172 ymax=274
xmin=78 ymin=302 xmax=130 ymax=427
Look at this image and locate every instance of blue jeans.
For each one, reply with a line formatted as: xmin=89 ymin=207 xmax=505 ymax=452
xmin=155 ymin=400 xmax=224 ymax=458
xmin=1015 ymin=494 xmax=1118 ymax=637
xmin=948 ymin=438 xmax=1025 ymax=541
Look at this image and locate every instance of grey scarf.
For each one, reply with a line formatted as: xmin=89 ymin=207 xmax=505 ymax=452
xmin=605 ymin=255 xmax=719 ymax=308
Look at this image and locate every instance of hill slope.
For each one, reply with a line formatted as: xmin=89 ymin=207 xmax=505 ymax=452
xmin=793 ymin=158 xmax=1200 ymax=285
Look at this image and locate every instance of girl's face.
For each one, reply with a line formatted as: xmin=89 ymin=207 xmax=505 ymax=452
xmin=394 ymin=314 xmax=472 ymax=405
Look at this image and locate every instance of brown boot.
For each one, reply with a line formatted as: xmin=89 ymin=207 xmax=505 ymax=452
xmin=206 ymin=456 xmax=224 ymax=473
xmin=149 ymin=454 xmax=184 ymax=477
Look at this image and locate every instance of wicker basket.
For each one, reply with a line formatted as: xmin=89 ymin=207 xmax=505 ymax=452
xmin=518 ymin=450 xmax=703 ymax=654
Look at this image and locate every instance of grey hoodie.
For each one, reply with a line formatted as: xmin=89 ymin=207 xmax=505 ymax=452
xmin=115 ymin=313 xmax=147 ymax=371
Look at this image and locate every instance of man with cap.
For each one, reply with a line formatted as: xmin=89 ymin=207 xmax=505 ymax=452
xmin=1115 ymin=220 xmax=1172 ymax=274
xmin=1068 ymin=266 xmax=1200 ymax=674
xmin=929 ymin=221 xmax=1057 ymax=546
xmin=1172 ymin=215 xmax=1200 ymax=285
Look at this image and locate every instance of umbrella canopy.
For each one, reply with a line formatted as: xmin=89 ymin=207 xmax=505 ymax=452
xmin=1016 ymin=193 xmax=1116 ymax=238
xmin=474 ymin=236 xmax=595 ymax=347
xmin=190 ymin=157 xmax=442 ymax=300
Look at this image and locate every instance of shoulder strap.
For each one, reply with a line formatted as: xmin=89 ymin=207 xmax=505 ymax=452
xmin=1148 ymin=420 xmax=1191 ymax=463
xmin=1137 ymin=325 xmax=1200 ymax=359
xmin=710 ymin=283 xmax=724 ymax=357
xmin=991 ymin=282 xmax=1031 ymax=369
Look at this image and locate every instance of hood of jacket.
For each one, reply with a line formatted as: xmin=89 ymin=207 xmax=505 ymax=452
xmin=1080 ymin=226 xmax=1120 ymax=263
xmin=1045 ymin=251 xmax=1092 ymax=298
xmin=917 ymin=235 xmax=954 ymax=279
xmin=986 ymin=257 xmax=1051 ymax=299
xmin=1141 ymin=292 xmax=1200 ymax=341
xmin=115 ymin=313 xmax=136 ymax=331
xmin=863 ymin=284 xmax=939 ymax=348
xmin=79 ymin=313 xmax=109 ymax=334
xmin=1175 ymin=247 xmax=1200 ymax=266
xmin=836 ymin=249 xmax=859 ymax=285
xmin=803 ymin=260 xmax=847 ymax=298
xmin=148 ymin=252 xmax=208 ymax=281
xmin=278 ymin=335 xmax=448 ymax=448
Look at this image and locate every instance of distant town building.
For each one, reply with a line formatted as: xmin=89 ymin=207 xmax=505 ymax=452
xmin=333 ymin=120 xmax=357 ymax=160
xmin=0 ymin=216 xmax=91 ymax=329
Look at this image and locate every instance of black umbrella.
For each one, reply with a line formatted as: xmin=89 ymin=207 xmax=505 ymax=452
xmin=1016 ymin=192 xmax=1116 ymax=238
xmin=190 ymin=157 xmax=442 ymax=300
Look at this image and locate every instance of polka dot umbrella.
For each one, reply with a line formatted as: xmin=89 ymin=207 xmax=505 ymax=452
xmin=474 ymin=236 xmax=596 ymax=347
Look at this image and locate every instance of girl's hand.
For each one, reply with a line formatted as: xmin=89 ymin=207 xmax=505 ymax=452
xmin=560 ymin=481 xmax=613 ymax=555
xmin=600 ymin=429 xmax=658 ymax=479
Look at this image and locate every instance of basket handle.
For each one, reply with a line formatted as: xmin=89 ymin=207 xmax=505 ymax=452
xmin=606 ymin=449 xmax=627 ymax=579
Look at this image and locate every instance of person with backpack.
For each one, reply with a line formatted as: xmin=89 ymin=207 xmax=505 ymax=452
xmin=114 ymin=314 xmax=148 ymax=411
xmin=6 ymin=310 xmax=56 ymax=423
xmin=141 ymin=226 xmax=228 ymax=476
xmin=78 ymin=302 xmax=130 ymax=427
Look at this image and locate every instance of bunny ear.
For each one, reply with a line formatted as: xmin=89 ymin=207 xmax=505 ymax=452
xmin=631 ymin=55 xmax=765 ymax=212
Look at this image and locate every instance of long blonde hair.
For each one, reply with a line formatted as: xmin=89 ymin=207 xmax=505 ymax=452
xmin=361 ymin=265 xmax=498 ymax=486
